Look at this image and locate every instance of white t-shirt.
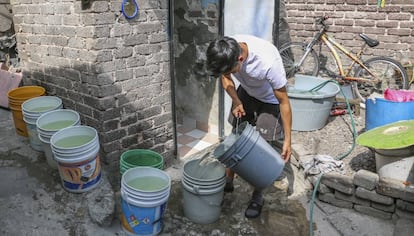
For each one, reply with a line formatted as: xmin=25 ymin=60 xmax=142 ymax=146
xmin=232 ymin=34 xmax=287 ymax=104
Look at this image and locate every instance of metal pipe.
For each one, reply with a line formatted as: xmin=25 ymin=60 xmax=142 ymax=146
xmin=218 ymin=0 xmax=225 ymax=139
xmin=168 ymin=0 xmax=178 ymax=156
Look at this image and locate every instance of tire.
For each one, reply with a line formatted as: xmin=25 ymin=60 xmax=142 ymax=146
xmin=354 ymin=56 xmax=409 ymax=102
xmin=279 ymin=42 xmax=320 ymax=80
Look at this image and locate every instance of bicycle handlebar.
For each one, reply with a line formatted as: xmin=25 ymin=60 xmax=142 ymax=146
xmin=315 ymin=16 xmax=329 ymax=26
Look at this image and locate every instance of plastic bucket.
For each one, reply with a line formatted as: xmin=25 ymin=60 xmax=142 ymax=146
xmin=288 ymin=74 xmax=340 ymax=131
xmin=22 ymin=96 xmax=63 ymax=151
xmin=120 ymin=149 xmax=164 ymax=176
xmin=38 ymin=135 xmax=58 ymax=169
xmin=213 ymin=122 xmax=285 ymax=190
xmin=7 ymin=86 xmax=46 ymax=136
xmin=51 ymin=125 xmax=101 ymax=193
xmin=365 ymin=98 xmax=414 ymax=130
xmin=36 ymin=109 xmax=81 ymax=169
xmin=181 ymin=158 xmax=226 ymax=224
xmin=120 ymin=167 xmax=171 ymax=236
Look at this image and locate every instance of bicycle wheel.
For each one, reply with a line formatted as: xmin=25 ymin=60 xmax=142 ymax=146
xmin=354 ymin=56 xmax=409 ymax=101
xmin=279 ymin=42 xmax=320 ymax=79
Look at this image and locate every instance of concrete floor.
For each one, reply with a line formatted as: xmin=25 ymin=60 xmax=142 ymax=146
xmin=1 ymin=107 xmax=410 ymax=236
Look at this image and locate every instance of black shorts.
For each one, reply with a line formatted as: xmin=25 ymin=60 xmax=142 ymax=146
xmin=228 ymin=86 xmax=284 ymax=141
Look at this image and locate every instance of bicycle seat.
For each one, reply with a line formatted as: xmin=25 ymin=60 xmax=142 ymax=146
xmin=359 ymin=33 xmax=379 ymax=47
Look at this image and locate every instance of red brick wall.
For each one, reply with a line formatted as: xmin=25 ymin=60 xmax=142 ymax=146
xmin=285 ymin=0 xmax=414 ymax=65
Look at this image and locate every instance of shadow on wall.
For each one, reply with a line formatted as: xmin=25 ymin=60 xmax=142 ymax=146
xmin=173 ymin=0 xmax=220 ymax=128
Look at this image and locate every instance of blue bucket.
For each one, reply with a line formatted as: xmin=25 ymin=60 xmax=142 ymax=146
xmin=213 ymin=122 xmax=285 ymax=190
xmin=365 ymin=98 xmax=414 ymax=130
xmin=120 ymin=167 xmax=171 ymax=236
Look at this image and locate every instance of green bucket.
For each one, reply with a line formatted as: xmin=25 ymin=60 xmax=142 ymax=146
xmin=120 ymin=149 xmax=164 ymax=175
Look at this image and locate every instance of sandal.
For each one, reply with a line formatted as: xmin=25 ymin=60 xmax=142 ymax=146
xmin=244 ymin=199 xmax=264 ymax=218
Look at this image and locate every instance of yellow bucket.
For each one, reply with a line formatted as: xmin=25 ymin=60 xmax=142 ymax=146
xmin=7 ymin=86 xmax=46 ymax=136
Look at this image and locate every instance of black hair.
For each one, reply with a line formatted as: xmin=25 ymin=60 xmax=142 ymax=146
xmin=206 ymin=36 xmax=241 ymax=76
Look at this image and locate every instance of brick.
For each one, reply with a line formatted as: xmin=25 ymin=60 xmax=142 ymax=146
xmin=394 ymin=209 xmax=414 ymax=220
xmin=335 ymin=191 xmax=370 ymax=206
xmin=354 ymin=205 xmax=392 ymax=220
xmin=321 ymin=172 xmax=355 ymax=194
xmin=396 ymin=199 xmax=414 ymax=213
xmin=356 ymin=187 xmax=394 ymax=205
xmin=371 ymin=202 xmax=395 ymax=213
xmin=318 ymin=192 xmax=354 ymax=209
xmin=377 ymin=177 xmax=414 ymax=202
xmin=353 ymin=169 xmax=379 ymax=190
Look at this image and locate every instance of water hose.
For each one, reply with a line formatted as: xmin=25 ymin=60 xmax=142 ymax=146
xmin=306 ymin=80 xmax=358 ymax=236
xmin=122 ymin=0 xmax=139 ymax=19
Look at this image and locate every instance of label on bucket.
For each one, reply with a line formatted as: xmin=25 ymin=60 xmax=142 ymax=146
xmin=121 ymin=200 xmax=166 ymax=235
xmin=57 ymin=155 xmax=101 ymax=192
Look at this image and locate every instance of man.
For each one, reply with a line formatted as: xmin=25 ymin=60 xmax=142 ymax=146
xmin=206 ymin=35 xmax=292 ymax=218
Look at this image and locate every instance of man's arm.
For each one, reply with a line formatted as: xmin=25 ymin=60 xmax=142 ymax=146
xmin=221 ymin=74 xmax=245 ymax=117
xmin=274 ymin=86 xmax=292 ymax=162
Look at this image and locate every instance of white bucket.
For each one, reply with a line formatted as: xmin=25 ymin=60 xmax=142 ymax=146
xmin=22 ymin=96 xmax=63 ymax=151
xmin=51 ymin=125 xmax=101 ymax=193
xmin=37 ymin=109 xmax=80 ymax=138
xmin=120 ymin=167 xmax=171 ymax=236
xmin=38 ymin=134 xmax=58 ymax=169
xmin=181 ymin=158 xmax=226 ymax=224
xmin=36 ymin=109 xmax=80 ymax=169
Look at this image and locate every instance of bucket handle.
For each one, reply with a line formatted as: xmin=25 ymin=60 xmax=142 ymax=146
xmin=225 ymin=154 xmax=243 ymax=169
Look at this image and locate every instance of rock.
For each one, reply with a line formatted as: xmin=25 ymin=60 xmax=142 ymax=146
xmin=87 ymin=171 xmax=115 ymax=226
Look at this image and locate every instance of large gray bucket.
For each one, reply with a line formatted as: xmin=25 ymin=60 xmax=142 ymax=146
xmin=288 ymin=74 xmax=340 ymax=131
xmin=181 ymin=158 xmax=226 ymax=224
xmin=213 ymin=122 xmax=285 ymax=190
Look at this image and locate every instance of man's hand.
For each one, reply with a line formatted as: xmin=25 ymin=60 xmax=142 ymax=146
xmin=281 ymin=140 xmax=291 ymax=163
xmin=232 ymin=103 xmax=246 ymax=118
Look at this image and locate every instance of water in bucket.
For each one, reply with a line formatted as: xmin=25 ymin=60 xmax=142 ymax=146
xmin=121 ymin=167 xmax=171 ymax=235
xmin=182 ymin=156 xmax=226 ymax=224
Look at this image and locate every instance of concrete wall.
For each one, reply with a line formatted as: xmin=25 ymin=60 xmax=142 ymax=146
xmin=285 ymin=0 xmax=414 ymax=66
xmin=10 ymin=0 xmax=173 ymax=184
xmin=172 ymin=0 xmax=220 ymax=131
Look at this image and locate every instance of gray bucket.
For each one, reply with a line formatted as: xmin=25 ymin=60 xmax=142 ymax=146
xmin=213 ymin=122 xmax=285 ymax=190
xmin=288 ymin=74 xmax=340 ymax=131
xmin=22 ymin=96 xmax=63 ymax=151
xmin=181 ymin=158 xmax=226 ymax=224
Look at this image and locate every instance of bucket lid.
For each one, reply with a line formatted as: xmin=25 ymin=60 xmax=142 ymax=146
xmin=356 ymin=120 xmax=414 ymax=150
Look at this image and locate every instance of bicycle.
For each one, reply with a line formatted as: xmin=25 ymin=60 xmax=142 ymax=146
xmin=279 ymin=16 xmax=409 ymax=102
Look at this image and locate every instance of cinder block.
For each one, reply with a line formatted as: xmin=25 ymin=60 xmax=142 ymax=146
xmin=353 ymin=169 xmax=379 ymax=190
xmin=354 ymin=205 xmax=392 ymax=220
xmin=396 ymin=199 xmax=414 ymax=213
xmin=356 ymin=187 xmax=394 ymax=205
xmin=377 ymin=177 xmax=414 ymax=202
xmin=318 ymin=192 xmax=353 ymax=209
xmin=321 ymin=172 xmax=354 ymax=195
xmin=371 ymin=202 xmax=395 ymax=213
xmin=335 ymin=190 xmax=370 ymax=206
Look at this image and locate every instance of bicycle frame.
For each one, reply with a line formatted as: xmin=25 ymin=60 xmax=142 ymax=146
xmin=319 ymin=33 xmax=379 ymax=83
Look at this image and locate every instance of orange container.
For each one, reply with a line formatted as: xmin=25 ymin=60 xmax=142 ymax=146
xmin=7 ymin=86 xmax=46 ymax=137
